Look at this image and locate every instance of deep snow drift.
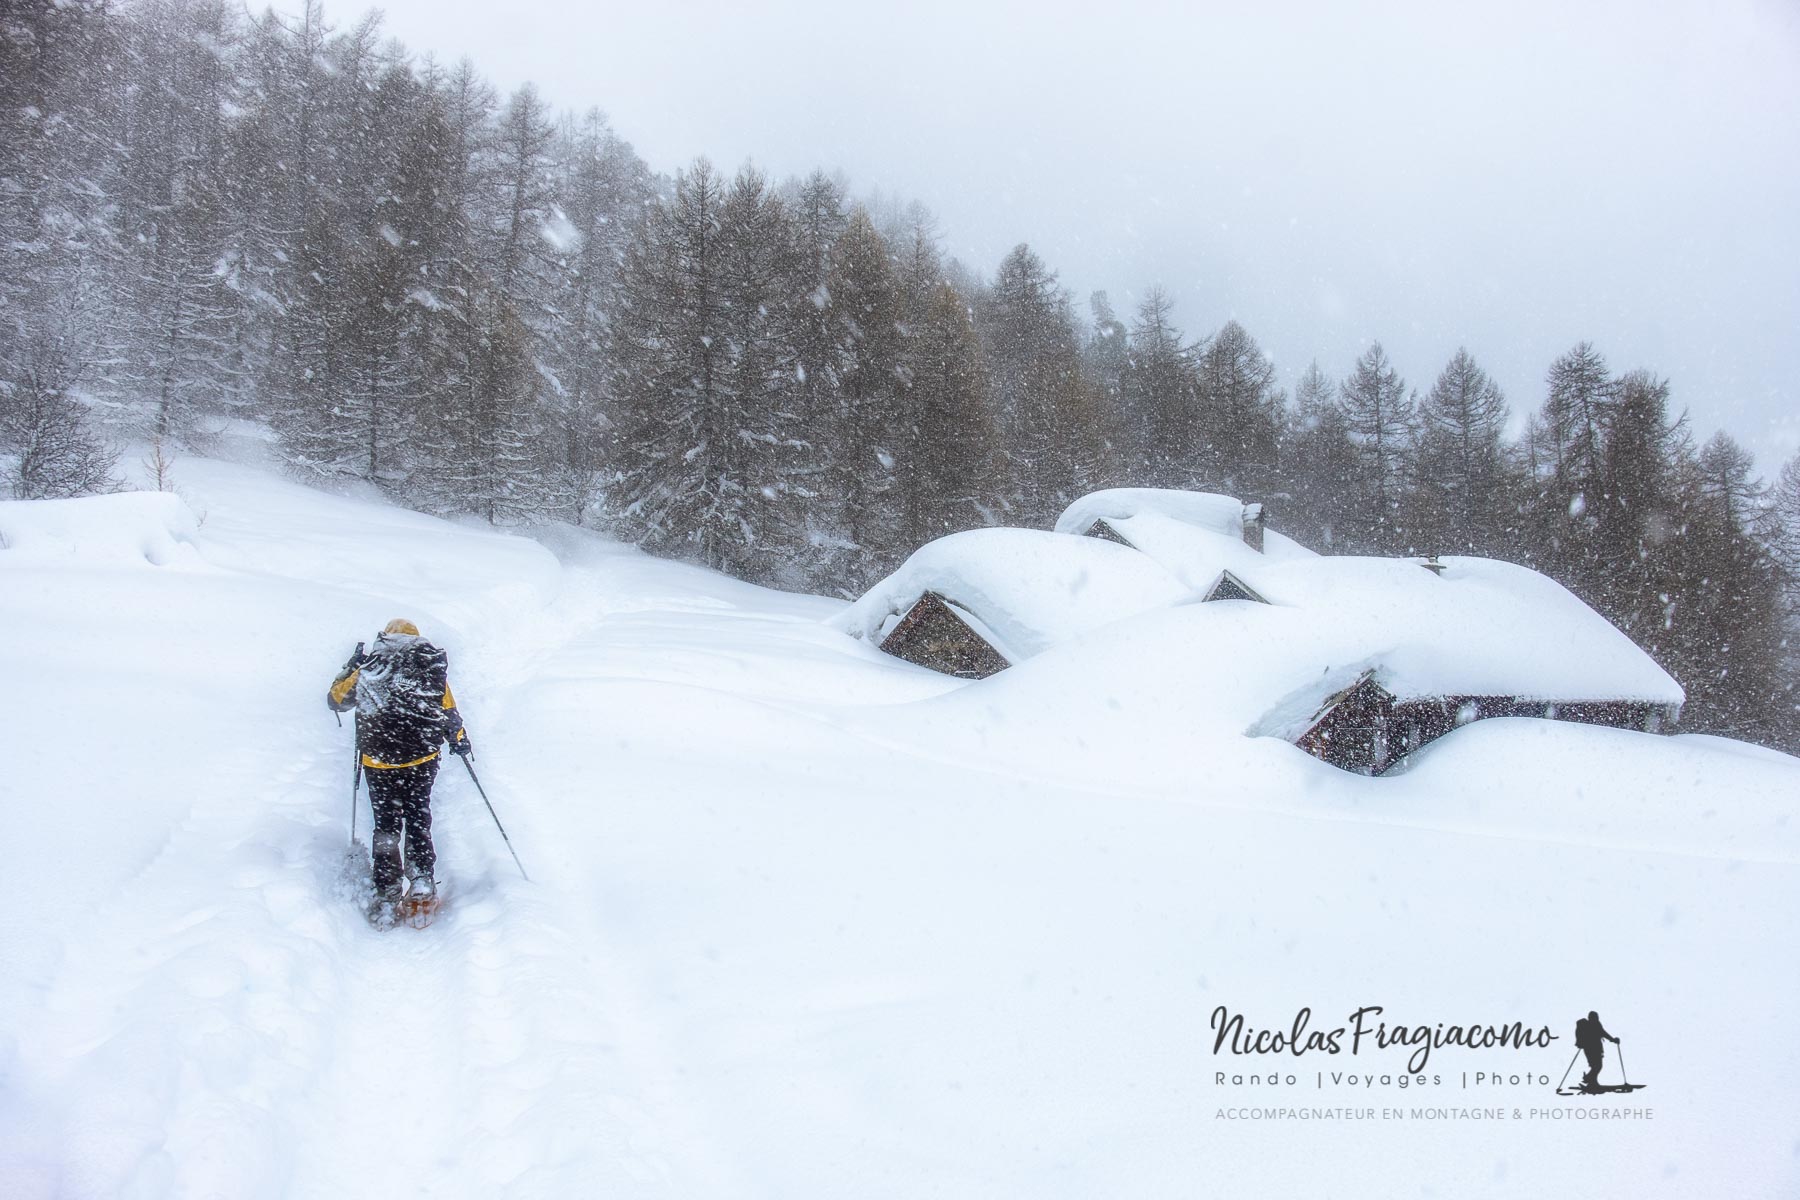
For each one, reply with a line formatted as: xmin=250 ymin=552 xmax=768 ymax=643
xmin=1 ymin=450 xmax=1796 ymax=1199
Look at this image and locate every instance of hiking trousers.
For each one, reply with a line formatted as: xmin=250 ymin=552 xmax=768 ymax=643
xmin=366 ymin=757 xmax=439 ymax=892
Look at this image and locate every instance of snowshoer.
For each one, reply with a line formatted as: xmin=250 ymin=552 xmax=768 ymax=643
xmin=1574 ymin=1010 xmax=1620 ymax=1090
xmin=328 ymin=619 xmax=471 ymax=916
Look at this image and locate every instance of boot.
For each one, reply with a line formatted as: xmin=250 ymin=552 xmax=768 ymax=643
xmin=371 ymin=831 xmax=404 ymax=897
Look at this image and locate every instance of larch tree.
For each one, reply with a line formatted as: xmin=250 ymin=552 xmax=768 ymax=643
xmin=1409 ymin=347 xmax=1509 ymax=554
xmin=1282 ymin=362 xmax=1357 ymax=549
xmin=897 ymin=281 xmax=990 ymax=550
xmin=819 ymin=209 xmax=903 ymax=589
xmin=1338 ymin=341 xmax=1415 ymax=552
xmin=1194 ymin=319 xmax=1282 ymax=497
xmin=1670 ymin=432 xmax=1788 ymax=744
xmin=605 ymin=159 xmax=738 ymax=568
xmin=1083 ymin=290 xmax=1129 ymax=474
xmin=711 ymin=166 xmax=802 ymax=582
xmin=544 ymin=109 xmax=654 ymax=516
xmin=1123 ymin=287 xmax=1196 ymax=488
xmin=0 ymin=0 xmax=121 ymax=496
xmin=112 ymin=0 xmax=248 ymax=440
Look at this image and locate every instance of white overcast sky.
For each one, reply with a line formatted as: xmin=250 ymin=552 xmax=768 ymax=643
xmin=346 ymin=0 xmax=1799 ymax=475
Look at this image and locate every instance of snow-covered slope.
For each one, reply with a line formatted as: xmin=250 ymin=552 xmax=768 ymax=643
xmin=2 ymin=455 xmax=1797 ymax=1198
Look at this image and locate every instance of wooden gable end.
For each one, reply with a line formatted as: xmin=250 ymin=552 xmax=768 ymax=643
xmin=1294 ymin=672 xmax=1398 ymax=775
xmin=1201 ymin=569 xmax=1269 ymax=604
xmin=1081 ymin=518 xmax=1136 ymax=548
xmin=878 ymin=591 xmax=1012 ymax=679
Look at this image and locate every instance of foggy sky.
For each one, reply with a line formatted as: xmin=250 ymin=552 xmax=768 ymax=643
xmin=350 ymin=0 xmax=1799 ymax=476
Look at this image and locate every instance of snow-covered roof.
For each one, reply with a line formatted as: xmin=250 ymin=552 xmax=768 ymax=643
xmin=843 ymin=486 xmax=1681 ymax=711
xmin=1046 ymin=488 xmax=1677 ymax=706
xmin=1089 ymin=510 xmax=1315 ymax=591
xmin=1243 ymin=554 xmax=1683 ymax=705
xmin=1055 ymin=488 xmax=1252 ymax=540
xmin=834 ymin=528 xmax=1194 ymax=661
xmin=1052 ymin=489 xmax=1314 ymax=592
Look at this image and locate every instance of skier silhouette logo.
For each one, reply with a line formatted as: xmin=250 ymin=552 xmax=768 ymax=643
xmin=1555 ymin=1010 xmax=1647 ymax=1095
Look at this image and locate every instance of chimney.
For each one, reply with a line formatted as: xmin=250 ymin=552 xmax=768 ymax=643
xmin=1241 ymin=503 xmax=1265 ymax=553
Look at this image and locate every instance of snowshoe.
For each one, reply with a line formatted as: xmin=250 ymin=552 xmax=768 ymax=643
xmin=365 ymin=894 xmax=400 ymax=931
xmin=363 ymin=875 xmax=405 ymax=931
xmin=1557 ymin=1079 xmax=1647 ymax=1096
xmin=394 ymin=877 xmax=442 ymax=929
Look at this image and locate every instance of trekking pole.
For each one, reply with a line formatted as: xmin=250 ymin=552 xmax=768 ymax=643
xmin=1556 ymin=1049 xmax=1580 ymax=1093
xmin=348 ymin=710 xmax=365 ymax=844
xmin=350 ymin=745 xmax=363 ymax=843
xmin=1616 ymin=1041 xmax=1628 ymax=1087
xmin=457 ymin=754 xmax=529 ymax=881
xmin=339 ymin=645 xmax=365 ymax=840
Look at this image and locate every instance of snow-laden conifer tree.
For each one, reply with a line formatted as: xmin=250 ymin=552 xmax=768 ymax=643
xmin=605 ymin=159 xmax=738 ymax=566
xmin=0 ymin=0 xmax=122 ymax=497
xmin=1409 ymin=347 xmax=1510 ymax=554
xmin=1194 ymin=319 xmax=1281 ymax=497
xmin=1123 ymin=287 xmax=1196 ymax=488
xmin=976 ymin=244 xmax=1095 ymax=525
xmin=106 ymin=0 xmax=250 ymax=440
xmin=1282 ymin=362 xmax=1357 ymax=549
xmin=542 ymin=110 xmax=655 ymax=517
xmin=815 ymin=209 xmax=903 ymax=589
xmin=1339 ymin=341 xmax=1415 ymax=552
xmin=896 ymin=280 xmax=990 ymax=550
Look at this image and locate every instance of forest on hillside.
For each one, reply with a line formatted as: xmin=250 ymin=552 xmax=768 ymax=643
xmin=3 ymin=0 xmax=1797 ymax=750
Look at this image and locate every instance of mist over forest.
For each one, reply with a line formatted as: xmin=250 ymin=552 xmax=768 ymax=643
xmin=3 ymin=0 xmax=1797 ymax=751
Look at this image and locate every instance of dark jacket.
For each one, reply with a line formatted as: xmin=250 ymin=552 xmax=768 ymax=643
xmin=328 ymin=633 xmax=465 ymax=768
xmin=1574 ymin=1017 xmax=1614 ymax=1051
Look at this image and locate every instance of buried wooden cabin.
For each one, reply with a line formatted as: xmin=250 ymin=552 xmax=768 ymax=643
xmin=838 ymin=527 xmax=1195 ymax=679
xmin=1291 ymin=669 xmax=1681 ymax=776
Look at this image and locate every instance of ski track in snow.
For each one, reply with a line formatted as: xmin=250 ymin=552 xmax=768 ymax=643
xmin=2 ymin=454 xmax=1799 ymax=1198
